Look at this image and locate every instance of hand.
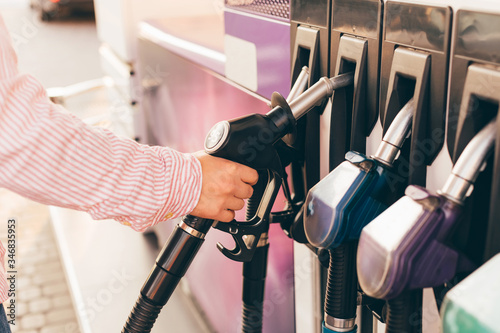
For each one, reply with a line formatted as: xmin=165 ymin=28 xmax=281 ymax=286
xmin=190 ymin=151 xmax=258 ymax=222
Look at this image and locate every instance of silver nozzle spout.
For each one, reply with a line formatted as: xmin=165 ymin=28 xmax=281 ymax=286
xmin=439 ymin=118 xmax=497 ymax=204
xmin=288 ymin=72 xmax=355 ymax=121
xmin=373 ymin=98 xmax=416 ymax=166
xmin=287 ymin=66 xmax=310 ymax=103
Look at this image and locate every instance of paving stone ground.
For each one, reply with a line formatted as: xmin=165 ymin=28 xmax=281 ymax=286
xmin=0 ymin=191 xmax=81 ymax=333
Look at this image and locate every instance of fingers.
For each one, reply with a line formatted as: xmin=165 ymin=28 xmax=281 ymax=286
xmin=234 ymin=183 xmax=254 ymax=200
xmin=239 ymin=165 xmax=259 ymax=185
xmin=226 ymin=197 xmax=245 ymax=212
xmin=190 ymin=152 xmax=259 ymax=222
xmin=218 ymin=209 xmax=236 ymax=223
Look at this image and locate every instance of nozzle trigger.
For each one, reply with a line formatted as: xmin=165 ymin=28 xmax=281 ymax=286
xmin=213 ymin=218 xmax=267 ymax=262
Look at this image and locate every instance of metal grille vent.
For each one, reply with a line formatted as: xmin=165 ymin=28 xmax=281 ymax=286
xmin=225 ymin=0 xmax=290 ymax=20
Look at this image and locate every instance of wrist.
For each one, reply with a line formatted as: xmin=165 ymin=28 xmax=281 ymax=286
xmin=154 ymin=148 xmax=203 ymax=221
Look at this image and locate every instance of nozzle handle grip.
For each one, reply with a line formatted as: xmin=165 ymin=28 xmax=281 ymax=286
xmin=122 ymin=294 xmax=163 ymax=333
xmin=122 ymin=217 xmax=210 ymax=333
xmin=385 ymin=290 xmax=422 ymax=333
xmin=325 ymin=242 xmax=358 ymax=328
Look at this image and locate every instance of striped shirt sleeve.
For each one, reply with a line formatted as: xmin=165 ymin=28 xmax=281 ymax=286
xmin=0 ymin=16 xmax=202 ymax=232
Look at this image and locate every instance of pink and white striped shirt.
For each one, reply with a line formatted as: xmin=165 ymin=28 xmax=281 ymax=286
xmin=0 ymin=16 xmax=202 ymax=303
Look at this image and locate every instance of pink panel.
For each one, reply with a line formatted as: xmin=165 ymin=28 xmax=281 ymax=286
xmin=138 ymin=33 xmax=295 ymax=333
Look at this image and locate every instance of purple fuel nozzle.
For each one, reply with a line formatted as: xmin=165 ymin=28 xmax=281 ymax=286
xmin=357 ymin=119 xmax=497 ymax=300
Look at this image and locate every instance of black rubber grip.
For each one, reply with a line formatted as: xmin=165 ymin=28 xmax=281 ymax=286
xmin=246 ymin=171 xmax=269 ymax=221
xmin=122 ymin=294 xmax=163 ymax=333
xmin=182 ymin=215 xmax=213 ymax=234
xmin=123 ymin=221 xmax=209 ymax=332
xmin=242 ymin=302 xmax=264 ymax=333
xmin=385 ymin=290 xmax=422 ymax=333
xmin=324 ymin=241 xmax=358 ymax=320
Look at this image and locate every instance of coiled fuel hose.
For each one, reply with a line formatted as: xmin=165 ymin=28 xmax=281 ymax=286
xmin=324 ymin=241 xmax=358 ymax=332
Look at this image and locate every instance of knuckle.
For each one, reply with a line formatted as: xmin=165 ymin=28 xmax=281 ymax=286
xmin=228 ymin=182 xmax=238 ymax=195
xmin=226 ymin=162 xmax=238 ymax=174
xmin=222 ymin=175 xmax=235 ymax=192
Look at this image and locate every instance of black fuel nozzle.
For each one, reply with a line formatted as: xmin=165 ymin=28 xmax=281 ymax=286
xmin=204 ymin=72 xmax=355 ymax=171
xmin=204 ymin=72 xmax=354 ymax=250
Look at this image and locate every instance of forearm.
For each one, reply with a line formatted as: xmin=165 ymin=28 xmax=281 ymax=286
xmin=0 ymin=73 xmax=202 ymax=231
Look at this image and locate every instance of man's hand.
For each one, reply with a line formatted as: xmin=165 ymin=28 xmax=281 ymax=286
xmin=190 ymin=151 xmax=259 ymax=222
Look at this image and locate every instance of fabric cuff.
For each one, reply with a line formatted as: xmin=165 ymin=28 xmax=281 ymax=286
xmin=152 ymin=147 xmax=202 ymax=223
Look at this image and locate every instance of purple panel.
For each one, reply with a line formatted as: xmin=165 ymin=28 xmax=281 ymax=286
xmin=224 ymin=10 xmax=291 ymax=99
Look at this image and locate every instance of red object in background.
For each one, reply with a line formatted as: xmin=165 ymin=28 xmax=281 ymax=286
xmin=30 ymin=0 xmax=94 ymax=21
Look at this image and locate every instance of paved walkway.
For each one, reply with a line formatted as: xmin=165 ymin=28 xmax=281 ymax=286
xmin=0 ymin=2 xmax=103 ymax=332
xmin=0 ymin=192 xmax=80 ymax=333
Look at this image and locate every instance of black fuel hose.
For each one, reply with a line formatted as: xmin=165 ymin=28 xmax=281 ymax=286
xmin=241 ymin=244 xmax=269 ymax=333
xmin=122 ymin=216 xmax=213 ymax=333
xmin=241 ymin=172 xmax=269 ymax=333
xmin=324 ymin=241 xmax=358 ymax=325
xmin=385 ymin=290 xmax=422 ymax=333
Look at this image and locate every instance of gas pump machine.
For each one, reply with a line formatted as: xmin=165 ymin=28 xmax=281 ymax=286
xmin=123 ymin=71 xmax=354 ymax=333
xmin=127 ymin=0 xmax=500 ymax=332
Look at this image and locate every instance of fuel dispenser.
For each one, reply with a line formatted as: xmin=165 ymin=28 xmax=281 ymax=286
xmin=356 ymin=3 xmax=500 ymax=332
xmin=380 ymin=1 xmax=451 ymax=186
xmin=291 ymin=0 xmax=330 ymax=84
xmin=292 ymin=0 xmax=386 ymax=330
xmin=285 ymin=0 xmax=335 ymax=251
xmin=329 ymin=0 xmax=382 ymax=170
xmin=290 ymin=0 xmax=332 ymax=195
xmin=301 ymin=0 xmax=452 ymax=331
xmin=447 ymin=7 xmax=500 ymax=270
xmin=375 ymin=2 xmax=452 ymax=330
xmin=328 ymin=2 xmax=384 ymax=330
xmin=438 ymin=7 xmax=500 ymax=330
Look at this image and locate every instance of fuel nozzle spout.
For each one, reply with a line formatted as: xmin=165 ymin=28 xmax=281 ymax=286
xmin=439 ymin=118 xmax=497 ymax=204
xmin=286 ymin=72 xmax=355 ymax=121
xmin=373 ymin=98 xmax=415 ymax=166
xmin=287 ymin=66 xmax=310 ymax=103
xmin=265 ymin=72 xmax=354 ymax=140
